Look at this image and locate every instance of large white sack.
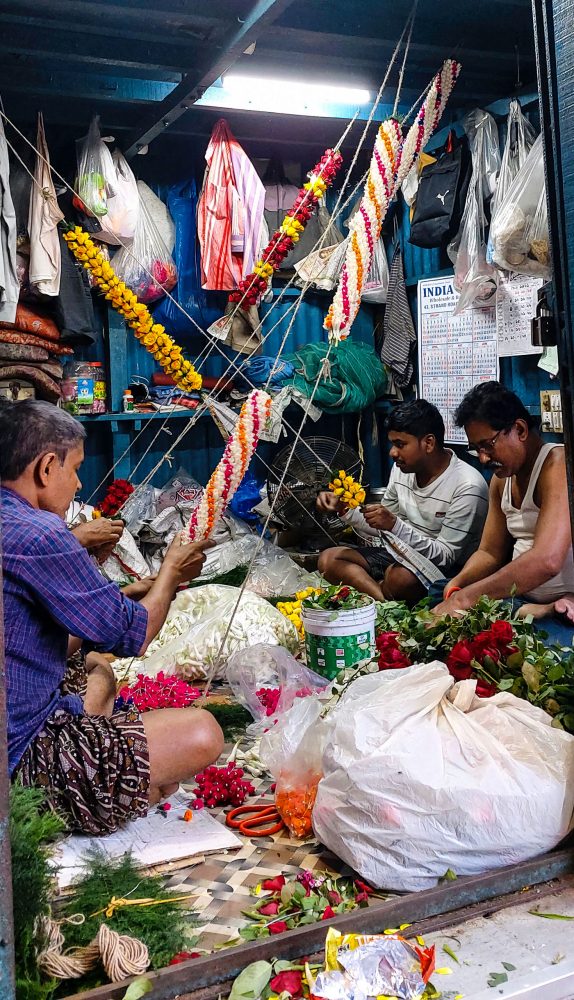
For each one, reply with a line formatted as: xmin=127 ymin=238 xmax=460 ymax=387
xmin=313 ymin=662 xmax=574 ymax=891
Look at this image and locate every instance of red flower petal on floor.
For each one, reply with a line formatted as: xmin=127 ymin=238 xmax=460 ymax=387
xmin=261 ymin=875 xmax=286 ymax=892
xmin=169 ymin=951 xmax=201 ymax=964
xmin=259 ymin=901 xmax=280 ymax=916
xmin=415 ymin=943 xmax=436 ymax=983
xmin=269 ymin=970 xmax=304 ymax=997
xmin=268 ymin=920 xmax=288 ymax=934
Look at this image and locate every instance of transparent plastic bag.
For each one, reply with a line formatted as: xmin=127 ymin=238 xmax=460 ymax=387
xmin=361 ymin=238 xmax=389 ymax=303
xmin=226 ymin=643 xmax=326 ymax=726
xmin=259 ymin=692 xmax=328 ymax=836
xmin=488 ymin=99 xmax=536 ymax=258
xmin=448 ymin=109 xmax=501 ymax=312
xmin=111 ymin=584 xmax=299 ymax=684
xmin=97 ymin=150 xmax=140 ymax=245
xmin=490 ymin=134 xmax=550 ymax=276
xmin=74 ymin=117 xmax=116 ymax=219
xmin=112 ymin=192 xmax=177 ymax=303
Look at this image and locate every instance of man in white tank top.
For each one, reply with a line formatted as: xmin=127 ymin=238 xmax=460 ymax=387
xmin=434 ymin=382 xmax=574 ymax=624
xmin=316 ymin=400 xmax=489 ymax=605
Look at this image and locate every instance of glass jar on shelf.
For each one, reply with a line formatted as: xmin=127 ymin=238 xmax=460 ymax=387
xmin=61 ymin=360 xmax=107 ymax=415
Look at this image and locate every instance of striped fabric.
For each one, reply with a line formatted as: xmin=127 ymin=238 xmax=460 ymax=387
xmin=230 ymin=140 xmax=265 ymax=277
xmin=380 ymin=245 xmax=416 ymax=388
xmin=197 ymin=119 xmax=265 ymax=290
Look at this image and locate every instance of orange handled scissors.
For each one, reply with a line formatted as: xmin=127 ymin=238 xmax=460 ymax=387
xmin=226 ymin=802 xmax=285 ymax=837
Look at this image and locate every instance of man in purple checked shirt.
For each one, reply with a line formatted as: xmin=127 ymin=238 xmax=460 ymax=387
xmin=0 ymin=399 xmax=223 ymax=835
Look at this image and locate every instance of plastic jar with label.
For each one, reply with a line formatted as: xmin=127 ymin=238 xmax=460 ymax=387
xmin=62 ymin=361 xmax=107 ymax=415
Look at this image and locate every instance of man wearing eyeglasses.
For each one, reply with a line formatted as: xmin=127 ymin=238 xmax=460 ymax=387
xmin=433 ymin=381 xmax=574 ymax=626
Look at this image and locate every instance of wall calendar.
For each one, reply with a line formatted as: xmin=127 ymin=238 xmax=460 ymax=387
xmin=417 ymin=276 xmax=498 ymax=444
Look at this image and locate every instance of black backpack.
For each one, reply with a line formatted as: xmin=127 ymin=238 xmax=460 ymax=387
xmin=409 ymin=132 xmax=471 ymax=249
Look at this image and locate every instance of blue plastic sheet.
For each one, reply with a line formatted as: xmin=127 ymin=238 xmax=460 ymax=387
xmin=152 ymin=179 xmax=221 ymax=335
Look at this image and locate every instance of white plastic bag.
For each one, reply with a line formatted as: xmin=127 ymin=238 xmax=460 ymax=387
xmin=489 ymin=134 xmax=550 ymax=276
xmin=74 ymin=117 xmax=116 ymax=218
xmin=97 ymin=150 xmax=140 ymax=245
xmin=448 ymin=109 xmax=501 ymax=312
xmin=227 ymin=643 xmax=325 ymax=724
xmin=488 ymin=100 xmax=536 ymax=253
xmin=313 ymin=662 xmax=574 ymax=891
xmin=111 ymin=584 xmax=298 ymax=683
xmin=112 ymin=191 xmax=177 ymax=302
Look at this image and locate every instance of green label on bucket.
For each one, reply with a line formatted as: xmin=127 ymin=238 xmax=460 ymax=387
xmin=305 ymin=630 xmax=374 ymax=679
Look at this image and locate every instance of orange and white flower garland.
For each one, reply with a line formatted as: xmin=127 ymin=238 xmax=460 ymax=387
xmin=325 ymin=59 xmax=461 ymax=342
xmin=186 ymin=389 xmax=272 ymax=542
xmin=63 ymin=226 xmax=202 ymax=392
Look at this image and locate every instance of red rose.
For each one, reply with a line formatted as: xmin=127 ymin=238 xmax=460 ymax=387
xmin=490 ymin=620 xmax=514 ymax=643
xmin=447 ymin=638 xmax=474 ymax=667
xmin=269 ymin=970 xmax=303 ymax=997
xmin=169 ymin=951 xmax=201 ymax=964
xmin=475 ymin=680 xmax=497 ymax=698
xmin=321 ymin=905 xmax=336 ymax=920
xmin=259 ymin=901 xmax=280 ymax=916
xmin=355 ymin=891 xmax=370 ymax=904
xmin=328 ymin=890 xmax=343 ymax=905
xmin=354 ymin=879 xmax=374 ymax=895
xmin=261 ymin=875 xmax=286 ymax=892
xmin=268 ymin=920 xmax=288 ymax=935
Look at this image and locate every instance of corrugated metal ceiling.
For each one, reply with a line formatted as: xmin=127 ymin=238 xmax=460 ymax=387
xmin=0 ymin=0 xmax=537 ymax=157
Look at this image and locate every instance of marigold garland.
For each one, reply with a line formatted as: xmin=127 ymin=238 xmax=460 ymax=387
xmin=62 ymin=226 xmax=202 ymax=392
xmin=186 ymin=389 xmax=272 ymax=542
xmin=325 ymin=59 xmax=461 ymax=342
xmin=229 ymin=148 xmax=343 ymax=309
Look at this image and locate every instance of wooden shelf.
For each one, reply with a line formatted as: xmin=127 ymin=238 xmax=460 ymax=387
xmin=76 ymin=409 xmax=202 ymax=424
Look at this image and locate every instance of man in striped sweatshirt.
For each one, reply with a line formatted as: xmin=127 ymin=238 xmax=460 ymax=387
xmin=317 ymin=399 xmax=489 ymax=605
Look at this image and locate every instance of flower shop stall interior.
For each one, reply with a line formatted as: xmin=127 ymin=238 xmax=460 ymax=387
xmin=6 ymin=0 xmax=574 ymax=998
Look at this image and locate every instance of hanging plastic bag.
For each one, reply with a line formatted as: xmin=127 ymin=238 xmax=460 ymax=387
xmin=313 ymin=662 xmax=574 ymax=891
xmin=489 ymin=134 xmax=550 ymax=276
xmin=97 ymin=150 xmax=140 ymax=245
xmin=74 ymin=117 xmax=116 ymax=219
xmin=487 ymin=100 xmax=536 ymax=264
xmin=153 ymin=179 xmax=219 ymax=335
xmin=226 ymin=643 xmax=326 ymax=729
xmin=112 ymin=192 xmax=177 ymax=303
xmin=361 ymin=238 xmax=389 ymax=303
xmin=447 ymin=109 xmax=501 ymax=312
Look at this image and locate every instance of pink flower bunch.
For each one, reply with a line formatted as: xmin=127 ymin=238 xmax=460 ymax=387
xmin=118 ymin=672 xmax=202 ymax=711
xmin=191 ymin=763 xmax=255 ymax=810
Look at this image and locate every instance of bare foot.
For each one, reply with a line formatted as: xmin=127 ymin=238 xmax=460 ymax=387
xmin=516 ymin=601 xmax=555 ymax=620
xmin=554 ymin=595 xmax=574 ymax=624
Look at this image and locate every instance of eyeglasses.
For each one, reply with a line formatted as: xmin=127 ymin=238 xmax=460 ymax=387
xmin=466 ymin=427 xmax=507 ymax=458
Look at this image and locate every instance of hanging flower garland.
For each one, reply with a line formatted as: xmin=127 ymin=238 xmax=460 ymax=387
xmin=186 ymin=389 xmax=272 ymax=542
xmin=325 ymin=59 xmax=461 ymax=342
xmin=228 ymin=148 xmax=343 ymax=309
xmin=63 ymin=226 xmax=202 ymax=392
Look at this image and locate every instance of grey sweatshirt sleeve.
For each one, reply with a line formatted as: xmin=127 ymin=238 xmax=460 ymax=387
xmin=389 ymin=485 xmax=488 ymax=571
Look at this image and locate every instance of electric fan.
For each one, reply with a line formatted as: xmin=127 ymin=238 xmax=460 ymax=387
xmin=266 ymin=436 xmax=363 ymax=548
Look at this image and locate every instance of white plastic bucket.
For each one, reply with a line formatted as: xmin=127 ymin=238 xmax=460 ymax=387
xmin=302 ymin=601 xmax=376 ymax=679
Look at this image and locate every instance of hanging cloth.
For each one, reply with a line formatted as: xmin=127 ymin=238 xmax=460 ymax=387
xmin=229 ymin=136 xmax=265 ymax=278
xmin=380 ymin=245 xmax=416 ymax=388
xmin=28 ymin=113 xmax=64 ymax=296
xmin=197 ymin=120 xmax=242 ymax=290
xmin=0 ymin=116 xmax=19 ymax=324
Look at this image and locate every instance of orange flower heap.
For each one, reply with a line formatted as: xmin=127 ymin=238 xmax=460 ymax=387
xmin=63 ymin=226 xmax=201 ymax=392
